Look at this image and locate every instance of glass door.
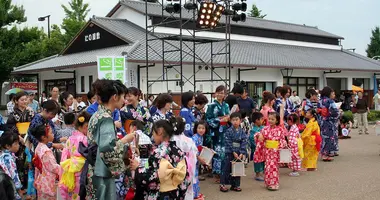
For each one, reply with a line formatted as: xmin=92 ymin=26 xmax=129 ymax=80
xmin=247 ymin=82 xmax=266 ymax=108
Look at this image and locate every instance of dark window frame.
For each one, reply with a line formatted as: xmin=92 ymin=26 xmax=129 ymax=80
xmin=81 ymin=76 xmax=85 ymax=92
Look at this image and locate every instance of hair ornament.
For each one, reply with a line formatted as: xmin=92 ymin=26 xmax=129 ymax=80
xmin=78 ymin=116 xmax=85 ymax=123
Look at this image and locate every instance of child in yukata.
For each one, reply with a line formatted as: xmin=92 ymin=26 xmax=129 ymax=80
xmin=30 ymin=123 xmax=62 ymax=200
xmin=301 ymin=109 xmax=321 ymax=171
xmin=59 ymin=112 xmax=91 ymax=200
xmin=249 ymin=112 xmax=265 ymax=181
xmin=220 ymin=112 xmax=248 ymax=192
xmin=0 ymin=131 xmax=23 ymax=200
xmin=192 ymin=120 xmax=208 ymax=200
xmin=286 ymin=114 xmax=302 ymax=177
xmin=254 ymin=110 xmax=287 ymax=191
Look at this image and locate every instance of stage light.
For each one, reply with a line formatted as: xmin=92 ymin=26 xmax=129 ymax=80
xmin=184 ymin=2 xmax=197 ymax=10
xmin=232 ymin=13 xmax=246 ymax=22
xmin=232 ymin=2 xmax=247 ymax=12
xmin=165 ymin=3 xmax=181 ymax=13
xmin=223 ymin=9 xmax=235 ymax=15
xmin=211 ymin=4 xmax=224 ymax=27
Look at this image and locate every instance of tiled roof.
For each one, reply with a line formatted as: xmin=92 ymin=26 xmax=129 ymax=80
xmin=119 ymin=0 xmax=343 ymax=39
xmin=13 ymin=17 xmax=380 ymax=73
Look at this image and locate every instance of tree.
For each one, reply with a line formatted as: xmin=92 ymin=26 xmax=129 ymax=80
xmin=61 ymin=0 xmax=90 ymax=44
xmin=249 ymin=4 xmax=267 ymax=18
xmin=366 ymin=26 xmax=380 ymax=59
xmin=0 ymin=0 xmax=26 ymax=27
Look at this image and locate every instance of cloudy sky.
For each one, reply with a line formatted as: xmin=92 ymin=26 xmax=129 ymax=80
xmin=12 ymin=0 xmax=380 ymax=56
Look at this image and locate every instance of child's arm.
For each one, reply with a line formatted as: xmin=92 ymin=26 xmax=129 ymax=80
xmin=239 ymin=130 xmax=248 ymax=159
xmin=5 ymin=155 xmax=23 ymax=191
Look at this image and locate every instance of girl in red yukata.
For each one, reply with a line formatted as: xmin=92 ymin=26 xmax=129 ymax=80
xmin=286 ymin=114 xmax=302 ymax=177
xmin=254 ymin=111 xmax=287 ymax=191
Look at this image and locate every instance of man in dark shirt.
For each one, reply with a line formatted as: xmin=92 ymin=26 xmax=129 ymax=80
xmin=237 ymin=88 xmax=256 ymax=118
xmin=355 ymin=91 xmax=369 ymax=134
xmin=225 ymin=83 xmax=244 ymax=110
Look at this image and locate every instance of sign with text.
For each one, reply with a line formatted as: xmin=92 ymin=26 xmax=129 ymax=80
xmin=10 ymin=82 xmax=38 ymax=93
xmin=97 ymin=56 xmax=126 ymax=84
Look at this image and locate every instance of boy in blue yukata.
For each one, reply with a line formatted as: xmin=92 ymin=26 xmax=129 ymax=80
xmin=249 ymin=112 xmax=265 ymax=181
xmin=220 ymin=112 xmax=248 ymax=192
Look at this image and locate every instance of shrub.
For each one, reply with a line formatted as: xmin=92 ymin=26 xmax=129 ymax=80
xmin=343 ymin=111 xmax=353 ymax=122
xmin=343 ymin=110 xmax=380 ymax=122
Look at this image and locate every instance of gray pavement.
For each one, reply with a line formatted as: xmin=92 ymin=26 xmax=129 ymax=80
xmin=200 ymin=129 xmax=380 ymax=200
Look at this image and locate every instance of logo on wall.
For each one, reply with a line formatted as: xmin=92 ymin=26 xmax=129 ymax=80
xmin=85 ymin=32 xmax=101 ymax=42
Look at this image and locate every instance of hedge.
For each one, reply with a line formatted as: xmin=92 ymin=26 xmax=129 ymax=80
xmin=343 ymin=110 xmax=380 ymax=122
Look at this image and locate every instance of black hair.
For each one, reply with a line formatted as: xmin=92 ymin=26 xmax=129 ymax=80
xmin=87 ymin=90 xmax=95 ymax=100
xmin=128 ymin=87 xmax=141 ymax=97
xmin=181 ymin=92 xmax=195 ymax=108
xmin=41 ymin=100 xmax=60 ymax=114
xmin=63 ymin=113 xmax=76 ymax=125
xmin=152 ymin=117 xmax=184 ymax=138
xmin=280 ymin=85 xmax=291 ymax=98
xmin=195 ymin=94 xmax=208 ymax=105
xmin=42 ymin=91 xmax=47 ymax=95
xmin=193 ymin=120 xmax=208 ymax=135
xmin=75 ymin=111 xmax=91 ymax=129
xmin=215 ymin=85 xmax=226 ymax=93
xmin=320 ymin=86 xmax=334 ymax=98
xmin=152 ymin=94 xmax=161 ymax=106
xmin=59 ymin=91 xmax=72 ymax=106
xmin=148 ymin=95 xmax=154 ymax=99
xmin=239 ymin=110 xmax=247 ymax=119
xmin=130 ymin=120 xmax=144 ymax=131
xmin=29 ymin=123 xmax=47 ymax=142
xmin=155 ymin=93 xmax=173 ymax=109
xmin=93 ymin=79 xmax=128 ymax=103
xmin=287 ymin=113 xmax=299 ymax=124
xmin=274 ymin=86 xmax=282 ymax=95
xmin=251 ymin=112 xmax=263 ymax=123
xmin=305 ymin=89 xmax=318 ymax=99
xmin=230 ymin=112 xmax=242 ymax=120
xmin=0 ymin=131 xmax=19 ymax=149
xmin=293 ymin=90 xmax=297 ymax=94
xmin=268 ymin=112 xmax=281 ymax=125
xmin=307 ymin=109 xmax=318 ymax=118
xmin=232 ymin=83 xmax=244 ymax=95
xmin=13 ymin=91 xmax=27 ymax=103
xmin=9 ymin=93 xmax=15 ymax=101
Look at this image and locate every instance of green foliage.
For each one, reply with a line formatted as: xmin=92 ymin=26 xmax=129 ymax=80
xmin=61 ymin=0 xmax=90 ymax=21
xmin=366 ymin=26 xmax=380 ymax=58
xmin=343 ymin=110 xmax=380 ymax=122
xmin=62 ymin=18 xmax=86 ymax=44
xmin=249 ymin=4 xmax=267 ymax=18
xmin=0 ymin=0 xmax=26 ymax=27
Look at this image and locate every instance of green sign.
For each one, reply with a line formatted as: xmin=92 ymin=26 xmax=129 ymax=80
xmin=97 ymin=56 xmax=126 ymax=83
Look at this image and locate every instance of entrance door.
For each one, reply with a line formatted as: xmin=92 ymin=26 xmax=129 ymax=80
xmin=246 ymin=82 xmax=268 ymax=107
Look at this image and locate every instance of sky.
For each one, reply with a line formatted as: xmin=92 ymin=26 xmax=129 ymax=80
xmin=12 ymin=0 xmax=380 ymax=56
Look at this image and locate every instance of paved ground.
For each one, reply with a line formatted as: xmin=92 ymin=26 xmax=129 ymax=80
xmin=200 ymin=129 xmax=380 ymax=200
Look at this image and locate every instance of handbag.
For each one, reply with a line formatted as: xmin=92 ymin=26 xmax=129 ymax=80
xmin=279 ymin=148 xmax=292 ymax=163
xmin=231 ymin=159 xmax=246 ymax=177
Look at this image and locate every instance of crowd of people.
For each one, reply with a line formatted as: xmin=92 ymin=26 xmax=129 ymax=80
xmin=0 ymin=80 xmax=362 ymax=200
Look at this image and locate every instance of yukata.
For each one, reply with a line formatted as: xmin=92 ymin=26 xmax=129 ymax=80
xmin=287 ymin=125 xmax=301 ymax=171
xmin=172 ymin=134 xmax=198 ymax=200
xmin=0 ymin=150 xmax=22 ymax=200
xmin=180 ymin=107 xmax=196 ymax=138
xmin=260 ymin=105 xmax=275 ymax=126
xmin=58 ymin=126 xmax=76 ymax=139
xmin=301 ymin=118 xmax=321 ymax=169
xmin=249 ymin=125 xmax=264 ymax=173
xmin=254 ymin=125 xmax=287 ymax=189
xmin=88 ymin=102 xmax=126 ymax=136
xmin=205 ymin=100 xmax=230 ymax=174
xmin=191 ymin=133 xmax=203 ymax=198
xmin=318 ymin=97 xmax=339 ymax=156
xmin=134 ymin=141 xmax=191 ymax=200
xmin=86 ymin=105 xmax=125 ymax=200
xmin=221 ymin=127 xmax=248 ymax=188
xmin=6 ymin=106 xmax=34 ymax=190
xmin=59 ymin=130 xmax=88 ymax=200
xmin=34 ymin=143 xmax=62 ymax=200
xmin=28 ymin=114 xmax=61 ymax=149
xmin=275 ymin=98 xmax=295 ymax=118
xmin=120 ymin=103 xmax=152 ymax=135
xmin=192 ymin=107 xmax=205 ymax=122
xmin=151 ymin=109 xmax=169 ymax=122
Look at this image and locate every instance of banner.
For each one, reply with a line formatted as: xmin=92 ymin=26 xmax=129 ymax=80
xmin=97 ymin=56 xmax=126 ymax=84
xmin=10 ymin=82 xmax=37 ymax=92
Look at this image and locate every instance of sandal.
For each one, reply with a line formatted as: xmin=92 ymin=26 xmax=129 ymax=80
xmin=199 ymin=176 xmax=206 ymax=181
xmin=230 ymin=186 xmax=242 ymax=192
xmin=214 ymin=179 xmax=220 ymax=184
xmin=267 ymin=186 xmax=279 ymax=191
xmin=322 ymin=156 xmax=330 ymax=162
xmin=194 ymin=194 xmax=205 ymax=200
xmin=220 ymin=185 xmax=229 ymax=192
xmin=254 ymin=177 xmax=264 ymax=181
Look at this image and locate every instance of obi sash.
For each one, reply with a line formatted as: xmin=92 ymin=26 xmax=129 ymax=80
xmin=265 ymin=140 xmax=279 ymax=149
xmin=60 ymin=156 xmax=86 ymax=192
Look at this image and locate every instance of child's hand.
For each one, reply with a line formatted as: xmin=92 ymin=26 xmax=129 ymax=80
xmin=239 ymin=154 xmax=244 ymax=160
xmin=258 ymin=134 xmax=264 ymax=142
xmin=52 ymin=143 xmax=64 ymax=150
xmin=60 ymin=137 xmax=68 ymax=143
xmin=200 ymin=158 xmax=207 ymax=166
xmin=129 ymin=158 xmax=139 ymax=171
xmin=18 ymin=189 xmax=24 ymax=197
xmin=233 ymin=152 xmax=239 ymax=159
xmin=114 ymin=121 xmax=122 ymax=129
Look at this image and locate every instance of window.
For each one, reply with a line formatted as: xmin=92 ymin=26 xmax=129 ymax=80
xmin=81 ymin=76 xmax=85 ymax=92
xmin=89 ymin=75 xmax=93 ymax=91
xmin=283 ymin=77 xmax=318 ymax=99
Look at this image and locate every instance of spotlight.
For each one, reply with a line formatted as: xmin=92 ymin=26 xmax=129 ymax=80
xmin=232 ymin=13 xmax=246 ymax=22
xmin=197 ymin=2 xmax=215 ymax=28
xmin=184 ymin=2 xmax=197 ymax=10
xmin=211 ymin=4 xmax=224 ymax=27
xmin=165 ymin=3 xmax=181 ymax=13
xmin=232 ymin=2 xmax=247 ymax=12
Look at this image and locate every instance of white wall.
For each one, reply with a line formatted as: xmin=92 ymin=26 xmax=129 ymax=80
xmin=112 ymin=6 xmax=152 ymax=28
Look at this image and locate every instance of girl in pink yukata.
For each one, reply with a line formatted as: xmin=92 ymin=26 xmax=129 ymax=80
xmin=59 ymin=111 xmax=91 ymax=200
xmin=30 ymin=123 xmax=62 ymax=200
xmin=286 ymin=114 xmax=302 ymax=177
xmin=254 ymin=111 xmax=287 ymax=191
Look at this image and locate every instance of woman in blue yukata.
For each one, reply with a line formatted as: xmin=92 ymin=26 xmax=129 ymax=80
xmin=301 ymin=89 xmax=319 ymax=124
xmin=274 ymin=85 xmax=295 ymax=119
xmin=151 ymin=93 xmax=174 ymax=122
xmin=180 ymin=91 xmax=196 ymax=138
xmin=193 ymin=94 xmax=209 ymax=122
xmin=318 ymin=86 xmax=339 ymax=162
xmin=205 ymin=85 xmax=230 ymax=183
